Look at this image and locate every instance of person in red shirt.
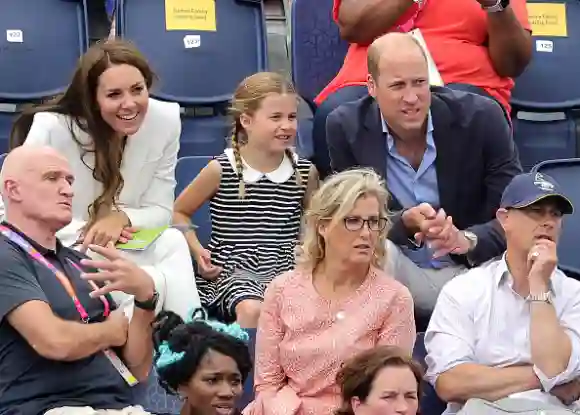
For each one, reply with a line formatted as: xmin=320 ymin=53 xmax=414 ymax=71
xmin=415 ymin=0 xmax=532 ymax=116
xmin=312 ymin=0 xmax=531 ymax=179
xmin=311 ymin=0 xmax=423 ymax=178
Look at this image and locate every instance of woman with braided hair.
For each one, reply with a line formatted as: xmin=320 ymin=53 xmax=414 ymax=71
xmin=174 ymin=72 xmax=319 ymax=328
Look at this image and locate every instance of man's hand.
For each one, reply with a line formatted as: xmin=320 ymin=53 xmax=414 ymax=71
xmin=401 ymin=202 xmax=439 ymax=237
xmin=424 ymin=219 xmax=473 ymax=258
xmin=551 ymin=379 xmax=580 ymax=406
xmin=528 ymin=239 xmax=558 ymax=289
xmin=80 ymin=243 xmax=155 ymax=302
xmin=402 ymin=204 xmax=472 ymax=257
xmin=105 ymin=309 xmax=130 ymax=347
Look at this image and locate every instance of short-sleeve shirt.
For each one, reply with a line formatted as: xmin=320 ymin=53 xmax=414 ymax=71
xmin=0 ymin=223 xmax=132 ymax=415
xmin=415 ymin=0 xmax=531 ymax=113
xmin=314 ymin=0 xmax=422 ymax=105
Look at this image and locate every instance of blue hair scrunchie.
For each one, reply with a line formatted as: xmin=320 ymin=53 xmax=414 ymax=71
xmin=155 ymin=342 xmax=185 ymax=369
xmin=187 ymin=307 xmax=249 ymax=343
xmin=154 ymin=308 xmax=249 ymax=370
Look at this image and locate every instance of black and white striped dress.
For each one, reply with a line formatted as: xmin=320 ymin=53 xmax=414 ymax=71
xmin=197 ymin=149 xmax=312 ymax=321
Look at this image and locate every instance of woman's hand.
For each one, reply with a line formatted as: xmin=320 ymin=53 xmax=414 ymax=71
xmin=193 ymin=247 xmax=222 ymax=281
xmin=80 ymin=211 xmax=133 ymax=252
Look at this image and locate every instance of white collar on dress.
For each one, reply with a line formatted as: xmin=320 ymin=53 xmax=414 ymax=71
xmin=224 ymin=148 xmax=298 ymax=184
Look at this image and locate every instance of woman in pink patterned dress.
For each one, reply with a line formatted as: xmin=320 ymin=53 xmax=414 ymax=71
xmin=243 ymin=168 xmax=416 ymax=415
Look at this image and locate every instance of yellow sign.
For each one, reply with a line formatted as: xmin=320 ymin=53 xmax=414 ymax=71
xmin=165 ymin=0 xmax=217 ymax=32
xmin=526 ymin=3 xmax=567 ymax=37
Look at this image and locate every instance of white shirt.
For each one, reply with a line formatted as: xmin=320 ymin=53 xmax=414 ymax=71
xmin=425 ymin=255 xmax=580 ymax=414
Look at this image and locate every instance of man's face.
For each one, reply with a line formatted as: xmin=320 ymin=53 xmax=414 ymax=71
xmin=5 ymin=153 xmax=75 ymax=230
xmin=367 ymin=49 xmax=431 ymax=136
xmin=499 ymin=199 xmax=564 ymax=253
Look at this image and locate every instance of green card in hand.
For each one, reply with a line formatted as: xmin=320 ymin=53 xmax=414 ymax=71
xmin=116 ymin=226 xmax=169 ymax=251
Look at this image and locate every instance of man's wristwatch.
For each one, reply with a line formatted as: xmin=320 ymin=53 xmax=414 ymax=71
xmin=460 ymin=231 xmax=478 ymax=252
xmin=134 ymin=290 xmax=159 ymax=311
xmin=528 ymin=291 xmax=553 ymax=304
xmin=482 ymin=0 xmax=510 ymax=13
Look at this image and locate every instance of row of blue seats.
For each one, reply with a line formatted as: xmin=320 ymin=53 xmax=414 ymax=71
xmin=4 ymin=0 xmax=580 ymax=169
xmin=0 ymin=0 xmax=267 ymax=157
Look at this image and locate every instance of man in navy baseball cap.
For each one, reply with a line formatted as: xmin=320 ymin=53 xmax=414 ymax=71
xmin=500 ymin=172 xmax=573 ymax=215
xmin=424 ymin=177 xmax=580 ymax=409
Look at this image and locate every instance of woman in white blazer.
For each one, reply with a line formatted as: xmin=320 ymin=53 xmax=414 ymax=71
xmin=3 ymin=40 xmax=200 ymax=318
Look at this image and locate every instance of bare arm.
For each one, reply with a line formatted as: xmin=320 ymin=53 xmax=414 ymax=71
xmin=425 ymin=279 xmax=539 ymax=404
xmin=173 ymin=160 xmax=221 ymax=254
xmin=529 ymin=273 xmax=575 ymax=385
xmin=7 ymin=300 xmax=122 ymax=361
xmin=486 ymin=7 xmax=532 ymax=77
xmin=122 ymin=305 xmax=155 ymax=382
xmin=336 ymin=0 xmax=415 ymax=44
xmin=436 ymin=363 xmax=541 ymax=403
xmin=530 ymin=300 xmax=572 ymax=380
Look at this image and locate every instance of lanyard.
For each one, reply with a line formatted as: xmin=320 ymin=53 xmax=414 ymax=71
xmin=0 ymin=225 xmax=110 ymax=322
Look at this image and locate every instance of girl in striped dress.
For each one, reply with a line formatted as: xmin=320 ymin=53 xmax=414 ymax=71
xmin=174 ymin=72 xmax=319 ymax=328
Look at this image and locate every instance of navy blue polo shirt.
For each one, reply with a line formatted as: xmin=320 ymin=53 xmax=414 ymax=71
xmin=0 ymin=223 xmax=133 ymax=415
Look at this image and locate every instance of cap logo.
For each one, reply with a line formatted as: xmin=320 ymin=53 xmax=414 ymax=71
xmin=534 ymin=173 xmax=554 ymax=191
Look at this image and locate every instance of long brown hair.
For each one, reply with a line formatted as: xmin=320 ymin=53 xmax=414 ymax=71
xmin=229 ymin=72 xmax=301 ymax=199
xmin=10 ymin=40 xmax=156 ymax=229
xmin=336 ymin=346 xmax=424 ymax=415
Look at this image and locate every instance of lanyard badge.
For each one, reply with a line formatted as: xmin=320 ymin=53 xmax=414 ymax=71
xmin=0 ymin=225 xmax=139 ymax=386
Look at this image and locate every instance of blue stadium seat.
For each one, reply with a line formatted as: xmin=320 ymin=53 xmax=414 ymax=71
xmin=179 ymin=113 xmax=229 ymax=158
xmin=116 ymin=0 xmax=268 ymax=105
xmin=0 ymin=110 xmax=16 ymax=155
xmin=512 ymin=111 xmax=579 ymax=171
xmin=0 ymin=0 xmax=88 ymax=101
xmin=106 ymin=0 xmax=116 ymax=18
xmin=291 ymin=0 xmax=348 ymax=106
xmin=132 ymin=368 xmax=182 ymax=415
xmin=413 ymin=333 xmax=447 ymax=415
xmin=0 ymin=153 xmax=5 ymax=168
xmin=296 ymin=117 xmax=314 ymax=159
xmin=237 ymin=328 xmax=257 ymax=410
xmin=175 ymin=156 xmax=213 ymax=246
xmin=531 ymin=158 xmax=580 ymax=276
xmin=512 ymin=0 xmax=580 ymax=110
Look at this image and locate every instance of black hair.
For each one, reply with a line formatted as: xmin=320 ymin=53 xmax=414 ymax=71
xmin=152 ymin=309 xmax=253 ymax=395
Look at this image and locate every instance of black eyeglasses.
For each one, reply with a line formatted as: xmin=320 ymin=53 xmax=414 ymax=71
xmin=343 ymin=216 xmax=388 ymax=231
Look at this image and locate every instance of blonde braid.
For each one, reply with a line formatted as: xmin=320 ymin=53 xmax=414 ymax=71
xmin=231 ymin=124 xmax=246 ymax=199
xmin=285 ymin=148 xmax=302 ymax=187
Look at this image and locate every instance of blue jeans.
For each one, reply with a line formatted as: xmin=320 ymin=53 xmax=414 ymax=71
xmin=311 ymin=85 xmax=368 ymax=179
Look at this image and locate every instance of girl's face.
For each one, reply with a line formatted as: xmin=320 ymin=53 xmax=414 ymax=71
xmin=352 ymin=366 xmax=419 ymax=415
xmin=181 ymin=349 xmax=244 ymax=415
xmin=95 ymin=63 xmax=150 ymax=137
xmin=239 ymin=92 xmax=298 ymax=153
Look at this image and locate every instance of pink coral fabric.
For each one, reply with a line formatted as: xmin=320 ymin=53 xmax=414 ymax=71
xmin=243 ymin=267 xmax=416 ymax=415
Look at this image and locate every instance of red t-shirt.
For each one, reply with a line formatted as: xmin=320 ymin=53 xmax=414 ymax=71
xmin=314 ymin=0 xmax=421 ymax=105
xmin=415 ymin=0 xmax=531 ymax=113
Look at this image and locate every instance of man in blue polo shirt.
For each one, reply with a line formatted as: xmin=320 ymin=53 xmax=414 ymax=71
xmin=0 ymin=146 xmax=157 ymax=415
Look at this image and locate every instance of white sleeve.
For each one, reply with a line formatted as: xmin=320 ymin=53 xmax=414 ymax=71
xmin=533 ymin=288 xmax=580 ymax=391
xmin=121 ymin=113 xmax=180 ymax=228
xmin=425 ymin=284 xmax=478 ymax=386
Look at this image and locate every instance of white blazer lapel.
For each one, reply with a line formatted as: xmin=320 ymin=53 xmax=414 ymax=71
xmin=118 ymin=126 xmax=153 ymax=208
